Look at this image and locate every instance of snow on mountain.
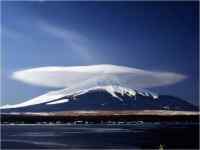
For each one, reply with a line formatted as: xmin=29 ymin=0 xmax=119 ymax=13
xmin=46 ymin=99 xmax=69 ymax=105
xmin=73 ymin=86 xmax=137 ymax=101
xmin=0 ymin=85 xmax=158 ymax=109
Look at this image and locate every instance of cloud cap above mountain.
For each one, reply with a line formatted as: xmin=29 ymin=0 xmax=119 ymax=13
xmin=12 ymin=64 xmax=186 ymax=89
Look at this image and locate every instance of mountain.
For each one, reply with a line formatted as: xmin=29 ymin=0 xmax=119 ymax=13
xmin=1 ymin=85 xmax=198 ymax=113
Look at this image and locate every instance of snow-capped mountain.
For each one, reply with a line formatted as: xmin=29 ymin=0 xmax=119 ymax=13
xmin=1 ymin=85 xmax=197 ymax=113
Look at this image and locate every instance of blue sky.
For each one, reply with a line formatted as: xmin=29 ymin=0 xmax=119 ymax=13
xmin=1 ymin=1 xmax=199 ymax=105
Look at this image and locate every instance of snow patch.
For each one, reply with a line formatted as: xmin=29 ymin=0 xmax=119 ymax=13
xmin=136 ymin=89 xmax=158 ymax=99
xmin=46 ymin=99 xmax=69 ymax=105
xmin=73 ymin=85 xmax=137 ymax=101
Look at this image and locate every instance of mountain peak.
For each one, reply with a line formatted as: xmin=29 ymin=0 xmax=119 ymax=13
xmin=75 ymin=85 xmax=137 ymax=101
xmin=0 ymin=85 xmax=158 ymax=109
xmin=1 ymin=84 xmax=197 ymax=112
xmin=66 ymin=85 xmax=159 ymax=101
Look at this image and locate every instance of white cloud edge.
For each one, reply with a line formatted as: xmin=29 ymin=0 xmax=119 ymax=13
xmin=11 ymin=64 xmax=187 ymax=89
xmin=38 ymin=21 xmax=92 ymax=61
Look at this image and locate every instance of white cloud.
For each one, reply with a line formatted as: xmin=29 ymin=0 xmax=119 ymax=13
xmin=11 ymin=64 xmax=186 ymax=89
xmin=0 ymin=64 xmax=186 ymax=109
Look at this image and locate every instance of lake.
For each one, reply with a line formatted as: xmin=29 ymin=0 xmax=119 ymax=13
xmin=1 ymin=122 xmax=199 ymax=149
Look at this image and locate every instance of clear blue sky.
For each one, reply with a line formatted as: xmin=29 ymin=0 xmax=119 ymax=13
xmin=1 ymin=1 xmax=199 ymax=105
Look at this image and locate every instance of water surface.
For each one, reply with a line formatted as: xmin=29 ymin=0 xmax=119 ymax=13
xmin=1 ymin=122 xmax=199 ymax=149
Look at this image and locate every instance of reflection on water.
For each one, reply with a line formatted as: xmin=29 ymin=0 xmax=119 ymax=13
xmin=1 ymin=122 xmax=199 ymax=149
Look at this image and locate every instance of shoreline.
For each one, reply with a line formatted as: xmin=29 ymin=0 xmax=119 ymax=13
xmin=1 ymin=110 xmax=199 ymax=123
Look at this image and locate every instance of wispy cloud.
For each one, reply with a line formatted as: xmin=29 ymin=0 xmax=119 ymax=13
xmin=11 ymin=64 xmax=186 ymax=89
xmin=38 ymin=21 xmax=92 ymax=61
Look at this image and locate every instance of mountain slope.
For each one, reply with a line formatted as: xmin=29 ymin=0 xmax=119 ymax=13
xmin=1 ymin=85 xmax=198 ymax=113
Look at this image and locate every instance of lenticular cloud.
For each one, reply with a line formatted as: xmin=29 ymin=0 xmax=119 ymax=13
xmin=12 ymin=64 xmax=186 ymax=89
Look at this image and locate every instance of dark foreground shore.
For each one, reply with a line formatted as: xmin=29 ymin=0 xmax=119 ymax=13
xmin=1 ymin=110 xmax=199 ymax=123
